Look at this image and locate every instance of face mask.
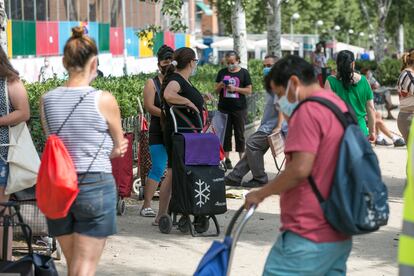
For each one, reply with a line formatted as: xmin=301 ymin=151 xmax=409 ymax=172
xmin=45 ymin=62 xmax=49 ymax=67
xmin=160 ymin=65 xmax=168 ymax=75
xmin=228 ymin=64 xmax=237 ymax=71
xmin=263 ymin=67 xmax=271 ymax=76
xmin=278 ymin=79 xmax=300 ymax=118
xmin=191 ymin=63 xmax=198 ymax=76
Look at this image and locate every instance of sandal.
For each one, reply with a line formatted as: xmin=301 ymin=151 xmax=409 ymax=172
xmin=140 ymin=208 xmax=156 ymax=217
xmin=151 ymin=221 xmax=159 ymax=226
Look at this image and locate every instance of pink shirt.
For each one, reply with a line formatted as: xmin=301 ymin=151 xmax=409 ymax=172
xmin=282 ymin=91 xmax=350 ymax=243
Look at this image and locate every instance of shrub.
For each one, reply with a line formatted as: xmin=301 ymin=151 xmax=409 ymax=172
xmin=26 ymin=60 xmax=267 ymax=152
xmin=376 ymin=58 xmax=402 ymax=87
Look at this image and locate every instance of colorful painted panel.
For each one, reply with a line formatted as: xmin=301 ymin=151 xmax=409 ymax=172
xmin=126 ymin=28 xmax=138 ymax=57
xmin=110 ymin=27 xmax=124 ymax=56
xmin=99 ymin=23 xmax=110 ymax=52
xmin=139 ymin=32 xmax=153 ymax=58
xmin=58 ymin=21 xmax=80 ymax=55
xmin=174 ymin=33 xmax=185 ymax=49
xmin=185 ymin=34 xmax=191 ymax=47
xmin=12 ymin=21 xmax=36 ymax=56
xmin=164 ymin=32 xmax=175 ymax=49
xmin=36 ymin=21 xmax=59 ymax=56
xmin=153 ymin=32 xmax=164 ymax=55
xmin=7 ymin=20 xmax=12 ymax=57
xmin=81 ymin=22 xmax=99 ymax=49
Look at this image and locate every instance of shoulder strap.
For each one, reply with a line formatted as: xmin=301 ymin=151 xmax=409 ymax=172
xmin=153 ymin=76 xmax=161 ymax=96
xmin=52 ymin=89 xmax=96 ymax=136
xmin=290 ymin=96 xmax=357 ymax=204
xmin=291 ymin=96 xmax=357 ymax=129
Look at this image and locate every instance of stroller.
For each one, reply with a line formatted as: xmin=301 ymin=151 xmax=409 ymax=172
xmin=158 ymin=106 xmax=227 ymax=237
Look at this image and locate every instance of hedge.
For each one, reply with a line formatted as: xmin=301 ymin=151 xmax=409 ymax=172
xmin=26 ymin=60 xmax=266 ymax=152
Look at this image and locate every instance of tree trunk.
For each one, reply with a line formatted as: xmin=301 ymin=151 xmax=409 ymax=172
xmin=64 ymin=0 xmax=78 ymax=21
xmin=375 ymin=0 xmax=393 ymax=62
xmin=0 ymin=0 xmax=7 ymax=55
xmin=231 ymin=0 xmax=248 ymax=68
xmin=266 ymin=0 xmax=282 ymax=57
xmin=398 ymin=24 xmax=404 ymax=54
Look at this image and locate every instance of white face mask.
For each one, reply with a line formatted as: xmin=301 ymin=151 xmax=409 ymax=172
xmin=191 ymin=63 xmax=198 ymax=76
xmin=278 ymin=79 xmax=300 ymax=118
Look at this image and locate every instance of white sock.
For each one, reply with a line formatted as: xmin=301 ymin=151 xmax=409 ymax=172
xmin=392 ymin=135 xmax=400 ymax=142
xmin=377 ymin=134 xmax=385 ymax=142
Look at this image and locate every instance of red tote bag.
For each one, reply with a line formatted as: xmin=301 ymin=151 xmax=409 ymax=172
xmin=36 ymin=135 xmax=79 ymax=219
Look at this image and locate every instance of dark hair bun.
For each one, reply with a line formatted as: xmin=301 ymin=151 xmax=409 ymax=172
xmin=72 ymin=26 xmax=85 ymax=39
xmin=157 ymin=45 xmax=174 ymax=61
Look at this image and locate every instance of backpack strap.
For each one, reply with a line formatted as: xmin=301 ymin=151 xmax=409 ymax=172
xmin=290 ymin=96 xmax=357 ymax=203
xmin=152 ymin=76 xmax=162 ymax=103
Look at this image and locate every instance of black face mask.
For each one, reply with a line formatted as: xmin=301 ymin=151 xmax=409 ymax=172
xmin=160 ymin=65 xmax=168 ymax=75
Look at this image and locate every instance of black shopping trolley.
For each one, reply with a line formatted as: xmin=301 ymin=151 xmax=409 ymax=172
xmin=158 ymin=106 xmax=227 ymax=237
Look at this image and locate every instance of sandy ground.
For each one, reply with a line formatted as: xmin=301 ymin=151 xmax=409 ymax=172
xmin=55 ymin=110 xmax=405 ymax=276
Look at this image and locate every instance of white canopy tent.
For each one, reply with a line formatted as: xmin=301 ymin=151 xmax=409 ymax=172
xmin=210 ymin=38 xmax=257 ymax=51
xmin=335 ymin=42 xmax=365 ymax=56
xmin=190 ymin=37 xmax=209 ymax=49
xmin=254 ymin=38 xmax=299 ymax=52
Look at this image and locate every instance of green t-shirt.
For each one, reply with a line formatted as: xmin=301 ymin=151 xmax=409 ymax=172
xmin=327 ymin=75 xmax=373 ymax=136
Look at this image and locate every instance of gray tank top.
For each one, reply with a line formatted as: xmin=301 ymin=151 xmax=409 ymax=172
xmin=43 ymin=86 xmax=114 ymax=173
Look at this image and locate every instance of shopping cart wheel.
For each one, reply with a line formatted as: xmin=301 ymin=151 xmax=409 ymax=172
xmin=159 ymin=215 xmax=173 ymax=234
xmin=133 ymin=178 xmax=142 ymax=196
xmin=117 ymin=198 xmax=126 ymax=216
xmin=194 ymin=215 xmax=210 ymax=234
xmin=178 ymin=216 xmax=190 ymax=234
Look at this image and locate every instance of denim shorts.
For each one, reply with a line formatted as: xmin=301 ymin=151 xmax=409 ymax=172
xmin=263 ymin=231 xmax=352 ymax=276
xmin=0 ymin=157 xmax=9 ymax=188
xmin=47 ymin=172 xmax=117 ymax=238
xmin=148 ymin=144 xmax=168 ymax=183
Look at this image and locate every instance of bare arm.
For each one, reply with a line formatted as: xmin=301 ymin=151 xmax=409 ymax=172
xmin=324 ymin=80 xmax=332 ymax=91
xmin=0 ymin=79 xmax=30 ymax=126
xmin=232 ymin=84 xmax=252 ymax=95
xmin=143 ymin=79 xmax=161 ymax=117
xmin=99 ymin=91 xmax=128 ymax=158
xmin=366 ymin=99 xmax=376 ymax=140
xmin=164 ymin=81 xmax=199 ymax=112
xmin=215 ymin=82 xmax=225 ymax=93
xmin=245 ymin=152 xmax=316 ymax=208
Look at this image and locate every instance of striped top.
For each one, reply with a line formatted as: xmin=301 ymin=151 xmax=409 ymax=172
xmin=42 ymin=86 xmax=113 ymax=173
xmin=397 ymin=70 xmax=414 ymax=113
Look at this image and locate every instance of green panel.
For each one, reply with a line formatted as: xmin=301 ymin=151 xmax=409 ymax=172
xmin=99 ymin=23 xmax=110 ymax=52
xmin=12 ymin=21 xmax=36 ymax=56
xmin=153 ymin=32 xmax=164 ymax=55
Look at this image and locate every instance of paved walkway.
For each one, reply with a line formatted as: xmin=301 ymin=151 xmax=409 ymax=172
xmin=56 ymin=115 xmax=405 ymax=276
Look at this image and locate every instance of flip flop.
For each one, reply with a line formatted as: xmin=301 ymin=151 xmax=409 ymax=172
xmin=151 ymin=221 xmax=159 ymax=226
xmin=140 ymin=208 xmax=156 ymax=217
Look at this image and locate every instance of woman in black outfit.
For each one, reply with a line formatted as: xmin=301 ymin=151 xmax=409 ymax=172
xmin=153 ymin=47 xmax=204 ymax=225
xmin=215 ymin=51 xmax=252 ymax=169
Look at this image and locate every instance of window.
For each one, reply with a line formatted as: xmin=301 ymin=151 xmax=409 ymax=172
xmin=10 ymin=0 xmax=22 ymax=20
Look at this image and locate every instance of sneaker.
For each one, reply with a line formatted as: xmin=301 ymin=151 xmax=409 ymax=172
xmin=375 ymin=139 xmax=392 ymax=146
xmin=225 ymin=158 xmax=233 ymax=170
xmin=394 ymin=138 xmax=406 ymax=147
xmin=224 ymin=176 xmax=241 ymax=187
xmin=242 ymin=179 xmax=267 ymax=188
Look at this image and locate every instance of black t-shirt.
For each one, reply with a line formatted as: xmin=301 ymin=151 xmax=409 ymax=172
xmin=216 ymin=67 xmax=252 ymax=112
xmin=162 ymin=73 xmax=205 ymax=133
xmin=149 ymin=76 xmax=164 ymax=145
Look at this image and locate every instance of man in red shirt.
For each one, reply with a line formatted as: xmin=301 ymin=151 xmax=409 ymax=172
xmin=245 ymin=56 xmax=352 ymax=275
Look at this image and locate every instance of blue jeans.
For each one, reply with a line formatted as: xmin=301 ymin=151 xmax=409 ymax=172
xmin=263 ymin=231 xmax=352 ymax=276
xmin=0 ymin=157 xmax=9 ymax=187
xmin=47 ymin=172 xmax=117 ymax=238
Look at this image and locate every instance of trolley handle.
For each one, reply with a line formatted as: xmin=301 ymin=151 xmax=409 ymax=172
xmin=169 ymin=105 xmax=203 ymax=133
xmin=226 ymin=205 xmax=256 ymax=276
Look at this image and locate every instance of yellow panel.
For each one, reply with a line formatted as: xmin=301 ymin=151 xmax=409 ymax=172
xmin=139 ymin=32 xmax=153 ymax=57
xmin=185 ymin=34 xmax=191 ymax=47
xmin=7 ymin=20 xmax=12 ymax=57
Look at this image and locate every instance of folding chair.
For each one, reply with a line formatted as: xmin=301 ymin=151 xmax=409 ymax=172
xmin=267 ymin=131 xmax=286 ymax=174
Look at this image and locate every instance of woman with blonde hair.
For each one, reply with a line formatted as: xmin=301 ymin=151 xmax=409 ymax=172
xmin=397 ymin=49 xmax=414 ymax=142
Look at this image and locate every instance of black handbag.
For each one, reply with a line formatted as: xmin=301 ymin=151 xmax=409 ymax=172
xmin=0 ymin=202 xmax=59 ymax=276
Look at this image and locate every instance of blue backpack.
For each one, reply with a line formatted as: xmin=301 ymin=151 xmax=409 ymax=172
xmin=292 ymin=97 xmax=389 ymax=235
